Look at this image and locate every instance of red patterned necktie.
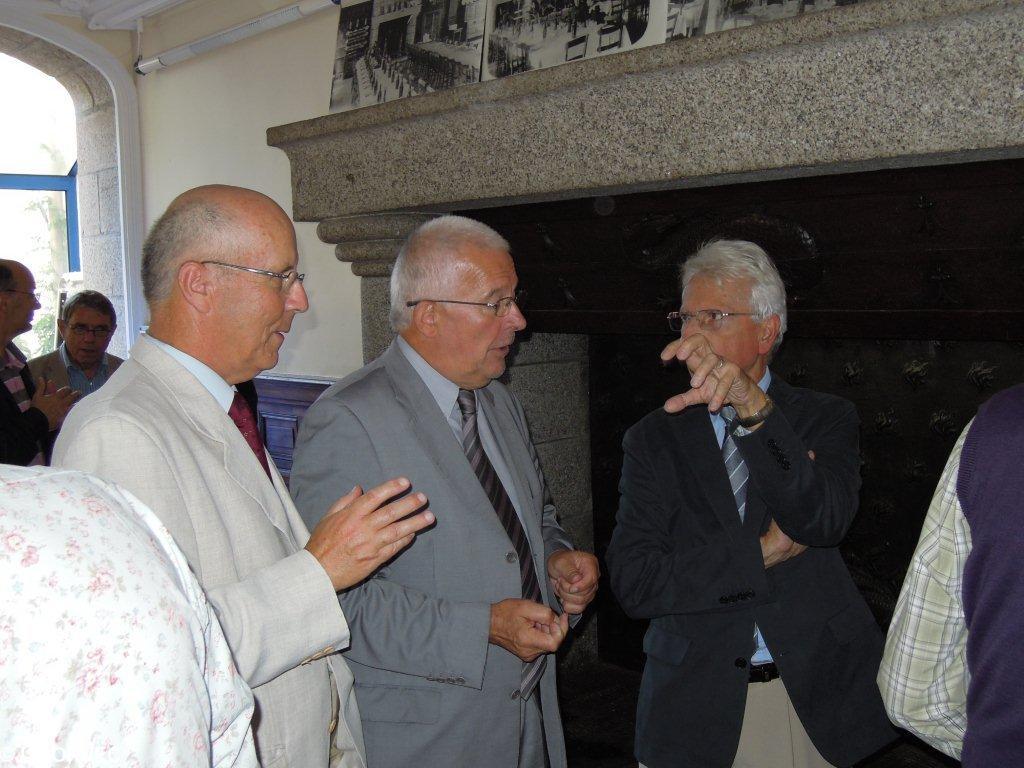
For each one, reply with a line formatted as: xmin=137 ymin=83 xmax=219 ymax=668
xmin=229 ymin=391 xmax=270 ymax=478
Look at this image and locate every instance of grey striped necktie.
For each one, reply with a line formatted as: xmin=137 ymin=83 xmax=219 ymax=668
xmin=720 ymin=407 xmax=749 ymax=521
xmin=457 ymin=389 xmax=546 ymax=699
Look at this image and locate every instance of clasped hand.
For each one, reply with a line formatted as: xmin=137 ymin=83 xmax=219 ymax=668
xmin=489 ymin=598 xmax=569 ymax=662
xmin=547 ymin=549 xmax=599 ymax=616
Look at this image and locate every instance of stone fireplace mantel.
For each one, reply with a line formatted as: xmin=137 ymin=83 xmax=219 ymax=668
xmin=269 ymin=0 xmax=1022 ymax=234
xmin=266 ymin=0 xmax=1023 ymax=667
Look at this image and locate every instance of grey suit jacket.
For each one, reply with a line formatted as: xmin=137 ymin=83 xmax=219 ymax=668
xmin=290 ymin=341 xmax=573 ymax=768
xmin=53 ymin=335 xmax=365 ymax=768
xmin=28 ymin=347 xmax=123 ymax=390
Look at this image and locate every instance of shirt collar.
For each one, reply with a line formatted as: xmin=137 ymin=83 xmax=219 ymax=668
xmin=146 ymin=335 xmax=236 ymax=413
xmin=3 ymin=344 xmax=24 ymax=371
xmin=59 ymin=343 xmax=109 ymax=376
xmin=710 ymin=367 xmax=772 ymax=428
xmin=395 ymin=335 xmax=461 ymax=419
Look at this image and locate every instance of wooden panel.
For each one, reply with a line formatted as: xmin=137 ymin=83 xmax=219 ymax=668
xmin=252 ymin=377 xmax=331 ymax=482
xmin=464 ymin=158 xmax=1024 ymax=339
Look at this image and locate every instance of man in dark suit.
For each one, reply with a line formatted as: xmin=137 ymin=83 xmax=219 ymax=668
xmin=606 ymin=240 xmax=895 ymax=768
xmin=0 ymin=260 xmax=77 ymax=465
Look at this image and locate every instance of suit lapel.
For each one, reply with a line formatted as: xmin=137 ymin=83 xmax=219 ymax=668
xmin=476 ymin=385 xmax=542 ymax=541
xmin=131 ymin=336 xmax=293 ymax=536
xmin=381 ymin=343 xmax=521 ymax=545
xmin=674 ymin=408 xmax=745 ymax=537
xmin=381 ymin=344 xmax=495 ymax=517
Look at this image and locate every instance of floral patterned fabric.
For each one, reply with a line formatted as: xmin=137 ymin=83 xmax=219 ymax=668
xmin=0 ymin=465 xmax=256 ymax=767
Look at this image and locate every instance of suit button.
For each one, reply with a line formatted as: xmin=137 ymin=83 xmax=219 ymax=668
xmin=734 ymin=658 xmax=747 ymax=668
xmin=456 ymin=676 xmax=465 ymax=685
xmin=719 ymin=596 xmax=728 ymax=604
xmin=506 ymin=552 xmax=517 ymax=563
xmin=510 ymin=689 xmax=521 ymax=700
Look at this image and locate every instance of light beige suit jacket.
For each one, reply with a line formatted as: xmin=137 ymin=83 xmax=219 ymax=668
xmin=28 ymin=347 xmax=123 ymax=390
xmin=53 ymin=335 xmax=364 ymax=768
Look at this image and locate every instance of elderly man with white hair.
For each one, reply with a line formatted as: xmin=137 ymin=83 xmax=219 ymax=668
xmin=607 ymin=240 xmax=895 ymax=768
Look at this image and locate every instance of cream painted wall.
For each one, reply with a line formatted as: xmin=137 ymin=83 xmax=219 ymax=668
xmin=26 ymin=1 xmax=365 ymax=378
xmin=136 ymin=0 xmax=363 ymax=379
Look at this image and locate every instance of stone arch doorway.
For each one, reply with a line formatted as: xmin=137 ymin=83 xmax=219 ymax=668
xmin=0 ymin=11 xmax=144 ymax=356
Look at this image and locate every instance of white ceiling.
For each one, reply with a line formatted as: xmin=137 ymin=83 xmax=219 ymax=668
xmin=1 ymin=0 xmax=191 ymax=29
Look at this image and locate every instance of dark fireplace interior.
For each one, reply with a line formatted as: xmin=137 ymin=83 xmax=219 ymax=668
xmin=461 ymin=158 xmax=1024 ymax=765
xmin=255 ymin=159 xmax=1022 ymax=767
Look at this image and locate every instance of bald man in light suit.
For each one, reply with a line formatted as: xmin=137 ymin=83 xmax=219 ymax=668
xmin=55 ymin=185 xmax=435 ymax=767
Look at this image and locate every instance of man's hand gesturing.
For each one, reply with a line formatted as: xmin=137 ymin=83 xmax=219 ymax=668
xmin=660 ymin=334 xmax=766 ymax=417
xmin=305 ymin=477 xmax=435 ymax=591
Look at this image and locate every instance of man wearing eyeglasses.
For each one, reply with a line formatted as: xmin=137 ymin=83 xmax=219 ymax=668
xmin=606 ymin=240 xmax=894 ymax=768
xmin=29 ymin=290 xmax=123 ymax=398
xmin=0 ymin=259 xmax=78 ymax=465
xmin=290 ymin=215 xmax=599 ymax=768
xmin=53 ymin=185 xmax=436 ymax=768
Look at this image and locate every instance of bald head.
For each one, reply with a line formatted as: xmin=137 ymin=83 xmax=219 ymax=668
xmin=0 ymin=260 xmax=38 ymax=346
xmin=0 ymin=260 xmax=31 ymax=292
xmin=142 ymin=185 xmax=292 ymax=305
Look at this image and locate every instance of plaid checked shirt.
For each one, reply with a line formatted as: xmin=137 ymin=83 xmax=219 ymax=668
xmin=877 ymin=422 xmax=973 ymax=760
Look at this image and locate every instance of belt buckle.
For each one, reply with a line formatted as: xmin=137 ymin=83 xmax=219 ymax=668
xmin=749 ymin=662 xmax=778 ymax=684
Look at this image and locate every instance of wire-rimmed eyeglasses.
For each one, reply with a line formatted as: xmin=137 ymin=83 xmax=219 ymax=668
xmin=667 ymin=309 xmax=757 ymax=333
xmin=4 ymin=289 xmax=40 ymax=301
xmin=406 ymin=289 xmax=526 ymax=317
xmin=68 ymin=324 xmax=113 ymax=339
xmin=201 ymin=260 xmax=305 ymax=294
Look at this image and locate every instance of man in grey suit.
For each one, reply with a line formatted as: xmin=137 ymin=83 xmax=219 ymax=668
xmin=290 ymin=216 xmax=600 ymax=768
xmin=54 ymin=185 xmax=435 ymax=767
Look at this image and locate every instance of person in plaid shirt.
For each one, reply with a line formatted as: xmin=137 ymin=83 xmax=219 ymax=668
xmin=879 ymin=383 xmax=1024 ymax=765
xmin=0 ymin=260 xmax=77 ymax=465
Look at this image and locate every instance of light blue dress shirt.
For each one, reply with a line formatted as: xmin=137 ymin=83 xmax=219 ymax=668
xmin=709 ymin=368 xmax=774 ymax=665
xmin=396 ymin=336 xmax=530 ymax=528
xmin=59 ymin=344 xmax=112 ymax=396
xmin=146 ymin=335 xmax=235 ymax=413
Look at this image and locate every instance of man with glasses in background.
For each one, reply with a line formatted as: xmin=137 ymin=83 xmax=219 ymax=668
xmin=30 ymin=290 xmax=123 ymax=398
xmin=0 ymin=259 xmax=77 ymax=465
xmin=291 ymin=215 xmax=599 ymax=768
xmin=54 ymin=185 xmax=436 ymax=767
xmin=606 ymin=240 xmax=894 ymax=768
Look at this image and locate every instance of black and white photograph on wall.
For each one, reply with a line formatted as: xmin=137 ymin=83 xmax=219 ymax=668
xmin=329 ymin=0 xmax=487 ymax=111
xmin=484 ymin=0 xmax=655 ymax=79
xmin=663 ymin=0 xmax=862 ymax=42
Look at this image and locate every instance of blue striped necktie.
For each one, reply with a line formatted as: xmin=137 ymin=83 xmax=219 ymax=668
xmin=720 ymin=406 xmax=749 ymax=521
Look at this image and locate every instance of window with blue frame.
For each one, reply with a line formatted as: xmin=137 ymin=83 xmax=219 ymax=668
xmin=1 ymin=51 xmax=79 ymax=358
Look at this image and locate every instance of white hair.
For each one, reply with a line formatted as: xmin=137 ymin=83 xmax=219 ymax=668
xmin=680 ymin=239 xmax=788 ymax=353
xmin=389 ymin=215 xmax=510 ymax=331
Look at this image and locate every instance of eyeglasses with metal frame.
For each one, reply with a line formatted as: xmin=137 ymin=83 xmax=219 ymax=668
xmin=667 ymin=309 xmax=758 ymax=333
xmin=3 ymin=289 xmax=40 ymax=301
xmin=201 ymin=260 xmax=305 ymax=294
xmin=406 ymin=289 xmax=526 ymax=317
xmin=68 ymin=324 xmax=113 ymax=339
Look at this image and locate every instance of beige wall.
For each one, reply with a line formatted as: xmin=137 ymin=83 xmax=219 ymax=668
xmin=48 ymin=0 xmax=365 ymax=379
xmin=138 ymin=0 xmax=363 ymax=379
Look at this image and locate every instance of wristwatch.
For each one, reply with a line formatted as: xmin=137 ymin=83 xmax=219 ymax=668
xmin=734 ymin=395 xmax=774 ymax=429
